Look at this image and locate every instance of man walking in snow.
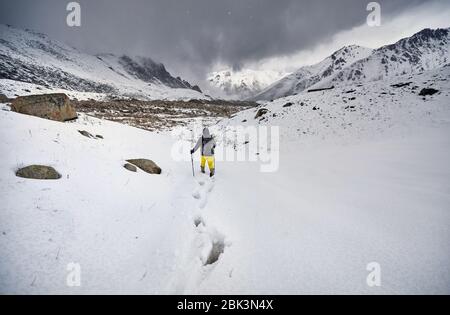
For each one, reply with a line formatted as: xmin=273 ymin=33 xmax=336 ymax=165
xmin=191 ymin=127 xmax=216 ymax=177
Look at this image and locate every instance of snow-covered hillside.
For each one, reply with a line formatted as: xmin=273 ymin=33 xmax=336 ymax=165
xmin=1 ymin=62 xmax=450 ymax=294
xmin=223 ymin=65 xmax=450 ymax=144
xmin=315 ymin=28 xmax=450 ymax=90
xmin=253 ymin=45 xmax=373 ymax=101
xmin=0 ymin=24 xmax=205 ymax=101
xmin=254 ymin=27 xmax=450 ymax=101
xmin=207 ymin=68 xmax=287 ymax=99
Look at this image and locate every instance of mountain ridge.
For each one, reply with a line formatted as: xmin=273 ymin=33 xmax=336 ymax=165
xmin=252 ymin=27 xmax=450 ymax=101
xmin=0 ymin=24 xmax=204 ymax=100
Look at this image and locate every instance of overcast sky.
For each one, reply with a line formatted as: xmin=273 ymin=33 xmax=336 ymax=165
xmin=1 ymin=0 xmax=450 ymax=88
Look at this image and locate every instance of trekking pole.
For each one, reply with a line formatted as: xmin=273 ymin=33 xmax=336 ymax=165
xmin=190 ymin=153 xmax=195 ymax=177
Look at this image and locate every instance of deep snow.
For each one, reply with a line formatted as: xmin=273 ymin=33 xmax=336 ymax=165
xmin=1 ymin=65 xmax=450 ymax=294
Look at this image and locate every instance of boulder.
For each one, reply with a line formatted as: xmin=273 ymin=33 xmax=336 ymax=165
xmin=419 ymin=88 xmax=439 ymax=96
xmin=78 ymin=130 xmax=95 ymax=138
xmin=126 ymin=159 xmax=161 ymax=174
xmin=11 ymin=93 xmax=77 ymax=122
xmin=307 ymin=86 xmax=335 ymax=93
xmin=0 ymin=93 xmax=10 ymax=103
xmin=123 ymin=163 xmax=137 ymax=172
xmin=16 ymin=165 xmax=61 ymax=180
xmin=254 ymin=108 xmax=268 ymax=119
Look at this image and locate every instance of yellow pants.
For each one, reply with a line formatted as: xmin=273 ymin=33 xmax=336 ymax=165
xmin=200 ymin=156 xmax=215 ymax=170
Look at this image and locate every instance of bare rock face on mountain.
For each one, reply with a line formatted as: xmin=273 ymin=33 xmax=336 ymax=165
xmin=16 ymin=165 xmax=61 ymax=180
xmin=126 ymin=159 xmax=161 ymax=174
xmin=11 ymin=93 xmax=77 ymax=122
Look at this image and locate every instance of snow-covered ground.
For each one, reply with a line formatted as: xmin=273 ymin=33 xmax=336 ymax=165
xmin=0 ymin=66 xmax=449 ymax=294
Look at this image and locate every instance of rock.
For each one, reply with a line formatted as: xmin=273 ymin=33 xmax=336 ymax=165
xmin=123 ymin=163 xmax=137 ymax=172
xmin=0 ymin=93 xmax=10 ymax=103
xmin=254 ymin=108 xmax=268 ymax=119
xmin=391 ymin=82 xmax=412 ymax=88
xmin=11 ymin=93 xmax=77 ymax=122
xmin=78 ymin=130 xmax=95 ymax=138
xmin=95 ymin=135 xmax=104 ymax=139
xmin=283 ymin=102 xmax=293 ymax=108
xmin=307 ymin=86 xmax=335 ymax=93
xmin=16 ymin=165 xmax=61 ymax=180
xmin=126 ymin=159 xmax=161 ymax=174
xmin=419 ymin=88 xmax=439 ymax=96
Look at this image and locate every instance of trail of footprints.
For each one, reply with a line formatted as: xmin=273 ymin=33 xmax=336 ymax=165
xmin=191 ymin=177 xmax=227 ymax=266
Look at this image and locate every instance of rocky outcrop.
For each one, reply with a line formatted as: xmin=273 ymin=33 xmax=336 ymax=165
xmin=126 ymin=159 xmax=161 ymax=174
xmin=16 ymin=165 xmax=61 ymax=180
xmin=11 ymin=93 xmax=77 ymax=122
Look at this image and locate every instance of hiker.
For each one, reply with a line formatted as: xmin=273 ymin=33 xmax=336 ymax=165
xmin=191 ymin=127 xmax=216 ymax=177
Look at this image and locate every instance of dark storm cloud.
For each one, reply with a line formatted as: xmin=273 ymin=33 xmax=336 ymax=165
xmin=0 ymin=0 xmax=443 ymax=83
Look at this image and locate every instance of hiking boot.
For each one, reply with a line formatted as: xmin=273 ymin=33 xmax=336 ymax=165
xmin=210 ymin=169 xmax=215 ymax=177
xmin=201 ymin=166 xmax=206 ymax=174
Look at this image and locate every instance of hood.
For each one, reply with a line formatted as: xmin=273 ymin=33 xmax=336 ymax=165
xmin=203 ymin=128 xmax=211 ymax=138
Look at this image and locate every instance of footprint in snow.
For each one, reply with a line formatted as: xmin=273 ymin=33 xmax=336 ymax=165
xmin=192 ymin=190 xmax=201 ymax=200
xmin=198 ymin=180 xmax=206 ymax=186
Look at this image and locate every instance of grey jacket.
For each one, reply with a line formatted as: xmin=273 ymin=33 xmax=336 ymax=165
xmin=192 ymin=128 xmax=216 ymax=157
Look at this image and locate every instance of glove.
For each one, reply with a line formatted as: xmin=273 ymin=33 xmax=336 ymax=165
xmin=190 ymin=149 xmax=194 ymax=154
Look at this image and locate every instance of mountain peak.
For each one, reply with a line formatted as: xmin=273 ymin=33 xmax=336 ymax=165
xmin=208 ymin=68 xmax=287 ymax=99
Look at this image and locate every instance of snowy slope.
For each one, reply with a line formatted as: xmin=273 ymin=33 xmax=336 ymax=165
xmin=207 ymin=68 xmax=286 ymax=99
xmin=0 ymin=24 xmax=205 ymax=101
xmin=253 ymin=45 xmax=373 ymax=101
xmin=0 ymin=107 xmax=202 ymax=294
xmin=196 ymin=64 xmax=450 ymax=294
xmin=222 ymin=65 xmax=450 ymax=144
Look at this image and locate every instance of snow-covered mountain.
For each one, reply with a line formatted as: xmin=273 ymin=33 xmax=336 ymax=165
xmin=207 ymin=68 xmax=286 ymax=99
xmin=314 ymin=28 xmax=450 ymax=89
xmin=252 ymin=45 xmax=373 ymax=101
xmin=0 ymin=24 xmax=204 ymax=100
xmin=253 ymin=27 xmax=450 ymax=101
xmin=222 ymin=63 xmax=450 ymax=144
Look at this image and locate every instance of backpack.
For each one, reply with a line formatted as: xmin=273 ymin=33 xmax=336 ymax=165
xmin=201 ymin=136 xmax=215 ymax=155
